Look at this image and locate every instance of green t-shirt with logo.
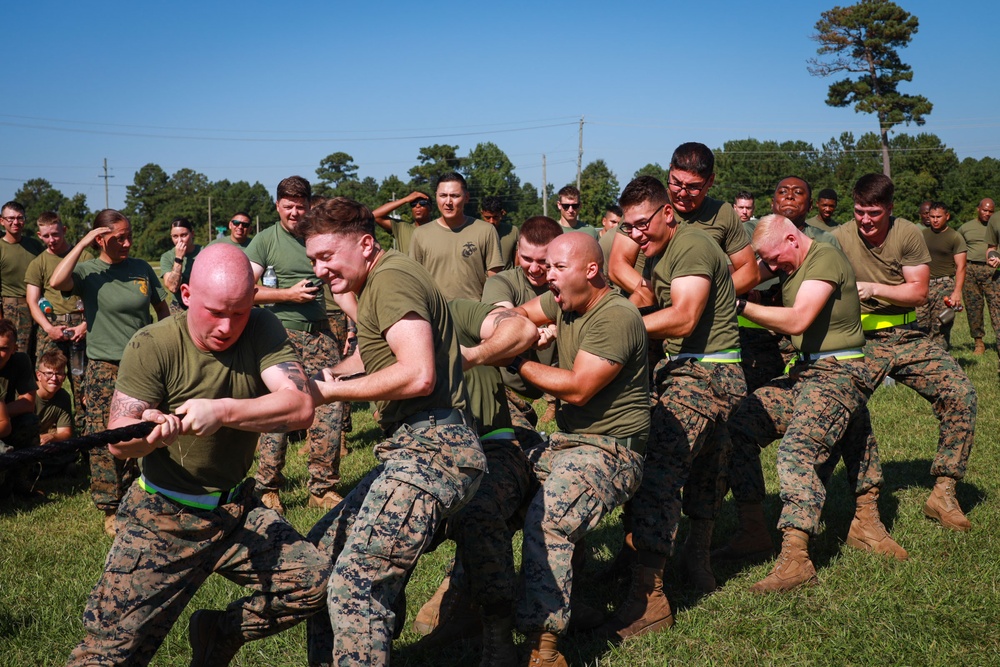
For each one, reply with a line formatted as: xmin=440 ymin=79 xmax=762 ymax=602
xmin=25 ymin=248 xmax=93 ymax=315
xmin=782 ymin=242 xmax=864 ymax=353
xmin=650 ymin=224 xmax=740 ymax=356
xmin=36 ymin=388 xmax=73 ymax=434
xmin=448 ymin=299 xmax=513 ymax=438
xmin=921 ymin=226 xmax=967 ymax=278
xmin=117 ymin=309 xmax=296 ymax=495
xmin=245 ymin=222 xmax=326 ymax=325
xmin=357 ymin=250 xmax=468 ymax=430
xmin=71 ymin=258 xmax=167 ymax=362
xmin=539 ymin=289 xmax=649 ymax=440
xmin=833 ymin=217 xmax=930 ymax=315
xmin=0 ymin=236 xmax=44 ymax=297
xmin=674 ymin=197 xmax=750 ymax=256
xmin=409 ymin=217 xmax=504 ymax=301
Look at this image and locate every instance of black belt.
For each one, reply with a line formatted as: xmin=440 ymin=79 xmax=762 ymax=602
xmin=969 ymin=261 xmax=988 ymax=265
xmin=283 ymin=321 xmax=331 ymax=334
xmin=402 ymin=408 xmax=468 ymax=430
xmin=53 ymin=312 xmax=84 ymax=324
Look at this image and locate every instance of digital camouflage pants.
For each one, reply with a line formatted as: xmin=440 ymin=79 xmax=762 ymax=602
xmin=916 ymin=275 xmax=958 ymax=350
xmin=256 ymin=327 xmax=343 ymax=498
xmin=963 ymin=262 xmax=1000 ymax=349
xmin=306 ymin=422 xmax=486 ymax=667
xmin=517 ymin=433 xmax=643 ymax=635
xmin=630 ymin=359 xmax=745 ymax=557
xmin=86 ymin=359 xmax=138 ymax=512
xmin=728 ymin=357 xmax=876 ymax=535
xmin=1 ymin=297 xmax=35 ymax=362
xmin=67 ymin=481 xmax=331 ymax=667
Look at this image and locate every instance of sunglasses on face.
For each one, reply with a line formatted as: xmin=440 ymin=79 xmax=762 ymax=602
xmin=559 ymin=202 xmax=580 ymax=210
xmin=231 ymin=220 xmax=252 ymax=228
xmin=412 ymin=200 xmax=431 ymax=207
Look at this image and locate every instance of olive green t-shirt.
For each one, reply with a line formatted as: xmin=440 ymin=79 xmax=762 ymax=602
xmin=71 ymin=258 xmax=168 ymax=362
xmin=36 ymin=388 xmax=73 ymax=434
xmin=958 ymin=219 xmax=990 ymax=263
xmin=209 ymin=235 xmax=251 ymax=249
xmin=448 ymin=299 xmax=513 ymax=438
xmin=985 ymin=212 xmax=1000 ymax=250
xmin=24 ymin=248 xmax=93 ymax=316
xmin=159 ymin=244 xmax=202 ymax=304
xmin=650 ymin=224 xmax=740 ymax=356
xmin=539 ymin=289 xmax=649 ymax=440
xmin=482 ymin=267 xmax=557 ymax=398
xmin=117 ymin=309 xmax=295 ymax=495
xmin=357 ymin=250 xmax=467 ymax=430
xmin=391 ymin=218 xmax=417 ymax=255
xmin=0 ymin=352 xmax=36 ymax=403
xmin=562 ymin=221 xmax=600 ymax=240
xmin=921 ymin=227 xmax=967 ymax=278
xmin=245 ymin=222 xmax=326 ymax=325
xmin=494 ymin=220 xmax=520 ymax=271
xmin=806 ymin=215 xmax=839 ymax=233
xmin=782 ymin=242 xmax=864 ymax=353
xmin=674 ymin=197 xmax=750 ymax=256
xmin=0 ymin=236 xmax=44 ymax=297
xmin=409 ymin=217 xmax=504 ymax=301
xmin=832 ymin=217 xmax=930 ymax=315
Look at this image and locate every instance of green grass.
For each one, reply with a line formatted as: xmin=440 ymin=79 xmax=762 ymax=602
xmin=2 ymin=320 xmax=1000 ymax=666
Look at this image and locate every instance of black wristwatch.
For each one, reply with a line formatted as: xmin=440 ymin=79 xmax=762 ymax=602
xmin=736 ymin=298 xmax=747 ymax=315
xmin=506 ymin=355 xmax=526 ymax=374
xmin=173 ymin=257 xmax=183 ymax=265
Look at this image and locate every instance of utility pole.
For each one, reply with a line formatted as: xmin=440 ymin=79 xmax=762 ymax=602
xmin=576 ymin=116 xmax=584 ymax=192
xmin=98 ymin=158 xmax=114 ymax=209
xmin=207 ymin=196 xmax=213 ymax=243
xmin=542 ymin=154 xmax=548 ymax=217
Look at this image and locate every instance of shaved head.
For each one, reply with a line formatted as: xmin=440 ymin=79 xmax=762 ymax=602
xmin=183 ymin=244 xmax=257 ymax=352
xmin=550 ymin=232 xmax=604 ymax=270
xmin=189 ymin=243 xmax=255 ymax=302
xmin=545 ymin=232 xmax=607 ymax=313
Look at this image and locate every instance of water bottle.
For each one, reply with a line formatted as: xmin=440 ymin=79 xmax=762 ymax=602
xmin=262 ymin=265 xmax=278 ymax=289
xmin=70 ymin=340 xmax=86 ymax=377
xmin=38 ymin=298 xmax=55 ymax=323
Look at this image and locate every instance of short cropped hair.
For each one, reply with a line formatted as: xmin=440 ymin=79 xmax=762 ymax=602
xmin=0 ymin=318 xmax=16 ymax=341
xmin=734 ymin=191 xmax=754 ymax=203
xmin=852 ymin=174 xmax=894 ymax=208
xmin=519 ymin=216 xmax=564 ymax=246
xmin=817 ymin=188 xmax=838 ymax=201
xmin=605 ymin=204 xmax=623 ymax=217
xmin=620 ymin=175 xmax=670 ymax=210
xmin=1 ymin=201 xmax=25 ymax=216
xmin=480 ymin=195 xmax=504 ymax=214
xmin=436 ymin=172 xmax=467 ymax=192
xmin=930 ymin=201 xmax=949 ymax=213
xmin=37 ymin=211 xmax=62 ymax=228
xmin=38 ymin=349 xmax=68 ymax=371
xmin=670 ymin=142 xmax=715 ymax=178
xmin=297 ymin=196 xmax=375 ymax=240
xmin=277 ymin=176 xmax=311 ymax=201
xmin=557 ymin=185 xmax=580 ymax=200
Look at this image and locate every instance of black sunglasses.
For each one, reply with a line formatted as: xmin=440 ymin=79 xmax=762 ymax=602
xmin=231 ymin=220 xmax=252 ymax=228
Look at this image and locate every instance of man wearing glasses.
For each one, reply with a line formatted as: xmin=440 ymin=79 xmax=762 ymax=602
xmin=0 ymin=201 xmax=45 ymax=357
xmin=372 ymin=190 xmax=435 ymax=254
xmin=212 ymin=211 xmax=253 ymax=249
xmin=555 ymin=185 xmax=599 ymax=239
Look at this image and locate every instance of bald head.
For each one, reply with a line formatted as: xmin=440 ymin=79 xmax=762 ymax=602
xmin=546 ymin=232 xmax=608 ymax=313
xmin=979 ymin=199 xmax=996 ymax=223
xmin=188 ymin=243 xmax=255 ymax=301
xmin=550 ymin=232 xmax=604 ymax=270
xmin=183 ymin=244 xmax=257 ymax=352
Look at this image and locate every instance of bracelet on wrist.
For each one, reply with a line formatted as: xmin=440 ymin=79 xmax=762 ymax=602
xmin=506 ymin=355 xmax=526 ymax=375
xmin=735 ymin=298 xmax=747 ymax=316
xmin=173 ymin=257 xmax=183 ymax=265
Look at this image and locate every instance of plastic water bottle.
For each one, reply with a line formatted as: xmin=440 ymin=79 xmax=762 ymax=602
xmin=262 ymin=265 xmax=278 ymax=289
xmin=69 ymin=339 xmax=86 ymax=377
xmin=38 ymin=298 xmax=55 ymax=323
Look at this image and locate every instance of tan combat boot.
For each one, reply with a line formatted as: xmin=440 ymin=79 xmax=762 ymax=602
xmin=525 ymin=631 xmax=568 ymax=667
xmin=974 ymin=338 xmax=986 ymax=355
xmin=711 ymin=502 xmax=774 ymax=563
xmin=601 ymin=551 xmax=674 ymax=641
xmin=103 ymin=509 xmax=118 ymax=538
xmin=923 ymin=476 xmax=971 ymax=531
xmin=479 ymin=610 xmax=517 ymax=667
xmin=677 ymin=519 xmax=718 ymax=593
xmin=307 ymin=490 xmax=344 ymax=510
xmin=749 ymin=528 xmax=818 ymax=593
xmin=412 ymin=571 xmax=481 ymax=646
xmin=846 ymin=488 xmax=908 ymax=560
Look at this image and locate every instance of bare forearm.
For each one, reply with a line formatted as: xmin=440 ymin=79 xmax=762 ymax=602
xmin=465 ymin=319 xmax=538 ymax=368
xmin=518 ymin=361 xmax=590 ymax=405
xmin=6 ymin=396 xmax=36 ymax=417
xmin=216 ymin=389 xmax=313 ymax=433
xmin=314 ymin=363 xmax=432 ymax=405
xmin=730 ymin=260 xmax=761 ymax=296
xmin=163 ymin=269 xmax=181 ymax=292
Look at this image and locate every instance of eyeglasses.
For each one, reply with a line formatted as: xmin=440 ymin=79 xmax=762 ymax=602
xmin=668 ymin=178 xmax=710 ymax=195
xmin=231 ymin=220 xmax=252 ymax=228
xmin=619 ymin=204 xmax=665 ymax=234
xmin=559 ymin=202 xmax=580 ymax=210
xmin=2 ymin=215 xmax=25 ymax=222
xmin=38 ymin=370 xmax=66 ymax=379
xmin=412 ymin=199 xmax=431 ymax=207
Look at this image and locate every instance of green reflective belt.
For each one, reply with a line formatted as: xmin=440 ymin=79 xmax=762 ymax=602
xmin=668 ymin=347 xmax=742 ymax=364
xmin=737 ymin=315 xmax=766 ymax=330
xmin=481 ymin=428 xmax=515 ymax=441
xmin=785 ymin=347 xmax=865 ymax=374
xmin=138 ymin=475 xmax=240 ymax=510
xmin=860 ymin=311 xmax=916 ymax=331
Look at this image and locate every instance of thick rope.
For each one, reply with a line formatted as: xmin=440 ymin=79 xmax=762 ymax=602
xmin=0 ymin=422 xmax=156 ymax=470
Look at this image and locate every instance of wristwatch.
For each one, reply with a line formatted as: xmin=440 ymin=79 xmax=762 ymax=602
xmin=173 ymin=257 xmax=183 ymax=265
xmin=506 ymin=355 xmax=526 ymax=375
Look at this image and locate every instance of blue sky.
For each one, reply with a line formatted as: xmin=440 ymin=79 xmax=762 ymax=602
xmin=2 ymin=0 xmax=998 ymax=212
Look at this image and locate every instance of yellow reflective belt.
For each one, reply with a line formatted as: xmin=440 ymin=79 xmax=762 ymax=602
xmin=669 ymin=348 xmax=742 ymax=364
xmin=737 ymin=315 xmax=765 ymax=329
xmin=860 ymin=311 xmax=917 ymax=331
xmin=784 ymin=348 xmax=866 ymax=374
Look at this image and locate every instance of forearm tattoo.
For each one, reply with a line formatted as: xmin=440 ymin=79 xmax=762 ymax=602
xmin=110 ymin=391 xmax=153 ymax=422
xmin=275 ymin=361 xmax=309 ymax=393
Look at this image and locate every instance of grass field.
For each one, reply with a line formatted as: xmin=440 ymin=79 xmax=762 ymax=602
xmin=1 ymin=318 xmax=998 ymax=666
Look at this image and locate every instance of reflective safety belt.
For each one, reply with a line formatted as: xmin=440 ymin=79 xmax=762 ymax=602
xmin=860 ymin=311 xmax=916 ymax=331
xmin=668 ymin=348 xmax=742 ymax=363
xmin=737 ymin=315 xmax=766 ymax=330
xmin=481 ymin=428 xmax=516 ymax=442
xmin=138 ymin=475 xmax=240 ymax=510
xmin=785 ymin=347 xmax=865 ymax=374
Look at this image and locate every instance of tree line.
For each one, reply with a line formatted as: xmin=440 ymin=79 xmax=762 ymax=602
xmin=9 ymin=132 xmax=1000 ymax=259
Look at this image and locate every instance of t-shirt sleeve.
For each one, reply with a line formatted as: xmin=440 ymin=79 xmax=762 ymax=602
xmin=481 ymin=274 xmax=514 ymax=306
xmin=368 ymin=266 xmax=433 ymax=334
xmin=953 ymin=233 xmax=968 ymax=255
xmin=899 ymin=222 xmax=932 ymax=266
xmin=244 ymin=231 xmax=269 ymax=268
xmin=672 ymin=235 xmax=717 ymax=279
xmin=116 ymin=327 xmax=167 ymax=405
xmin=539 ymin=290 xmax=559 ymax=324
xmin=484 ymin=225 xmax=503 ymax=272
xmin=987 ymin=218 xmax=1000 ymax=247
xmin=721 ymin=206 xmax=751 ymax=254
xmin=579 ymin=306 xmax=633 ymax=365
xmin=448 ymin=299 xmax=492 ymax=345
xmin=252 ymin=310 xmax=298 ymax=372
xmin=24 ymin=256 xmax=44 ymax=288
xmin=804 ymin=245 xmax=846 ymax=285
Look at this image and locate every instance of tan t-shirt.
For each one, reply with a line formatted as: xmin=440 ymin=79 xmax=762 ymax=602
xmin=357 ymin=250 xmax=467 ymax=429
xmin=0 ymin=236 xmax=44 ymax=297
xmin=409 ymin=217 xmax=504 ymax=301
xmin=782 ymin=242 xmax=864 ymax=353
xmin=921 ymin=226 xmax=967 ymax=278
xmin=673 ymin=197 xmax=750 ymax=256
xmin=25 ymin=249 xmax=93 ymax=315
xmin=833 ymin=217 xmax=930 ymax=315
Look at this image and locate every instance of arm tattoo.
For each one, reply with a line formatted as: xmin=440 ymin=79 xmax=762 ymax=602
xmin=490 ymin=309 xmax=518 ymax=328
xmin=275 ymin=361 xmax=309 ymax=393
xmin=110 ymin=391 xmax=153 ymax=422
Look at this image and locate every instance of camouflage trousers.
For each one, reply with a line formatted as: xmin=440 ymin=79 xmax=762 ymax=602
xmin=861 ymin=326 xmax=976 ymax=479
xmin=256 ymin=327 xmax=343 ymax=498
xmin=1 ymin=297 xmax=36 ymax=362
xmin=728 ymin=357 xmax=876 ymax=535
xmin=329 ymin=311 xmax=353 ymax=434
xmin=86 ymin=359 xmax=138 ymax=512
xmin=36 ymin=329 xmax=87 ymax=436
xmin=916 ymin=276 xmax=958 ymax=350
xmin=738 ymin=327 xmax=788 ymax=394
xmin=505 ymin=387 xmax=539 ymax=431
xmin=517 ymin=433 xmax=643 ymax=634
xmin=962 ymin=263 xmax=1000 ymax=345
xmin=630 ymin=359 xmax=746 ymax=557
xmin=67 ymin=481 xmax=331 ymax=667
xmin=306 ymin=422 xmax=486 ymax=667
xmin=449 ymin=438 xmax=534 ymax=608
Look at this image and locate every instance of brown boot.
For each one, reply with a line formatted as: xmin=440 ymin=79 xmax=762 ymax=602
xmin=601 ymin=551 xmax=674 ymax=641
xmin=479 ymin=611 xmax=517 ymax=667
xmin=259 ymin=491 xmax=284 ymax=515
xmin=749 ymin=528 xmax=818 ymax=593
xmin=711 ymin=502 xmax=774 ymax=563
xmin=412 ymin=572 xmax=481 ymax=646
xmin=974 ymin=338 xmax=986 ymax=355
xmin=923 ymin=476 xmax=971 ymax=531
xmin=846 ymin=488 xmax=908 ymax=560
xmin=677 ymin=519 xmax=717 ymax=593
xmin=308 ymin=490 xmax=344 ymax=510
xmin=541 ymin=400 xmax=556 ymax=423
xmin=525 ymin=631 xmax=568 ymax=667
xmin=103 ymin=509 xmax=118 ymax=538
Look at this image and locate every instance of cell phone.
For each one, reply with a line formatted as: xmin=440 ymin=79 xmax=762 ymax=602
xmin=308 ymin=279 xmax=324 ymax=290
